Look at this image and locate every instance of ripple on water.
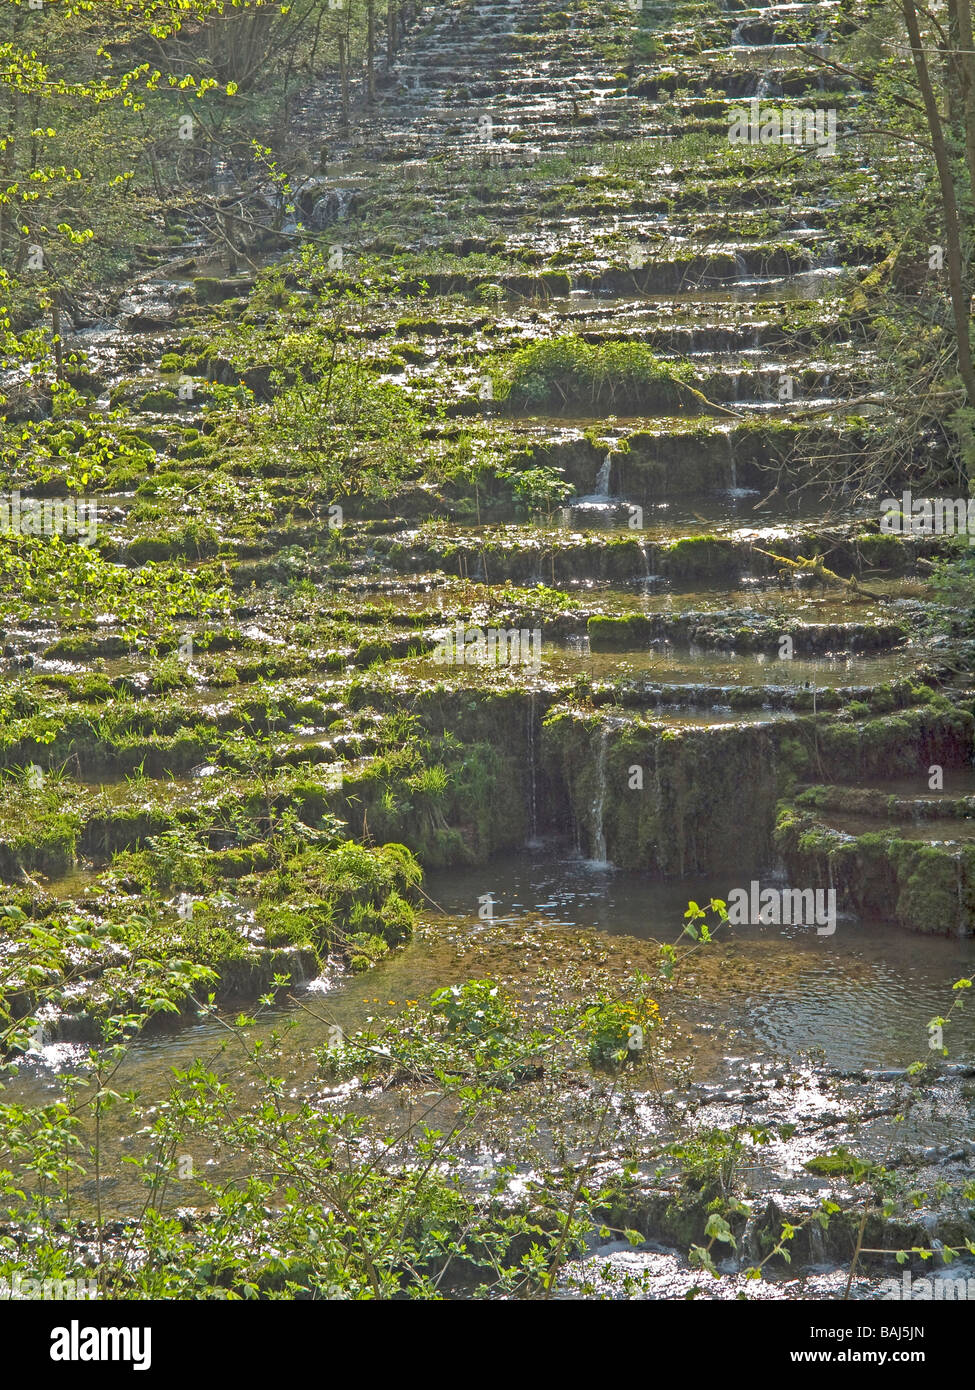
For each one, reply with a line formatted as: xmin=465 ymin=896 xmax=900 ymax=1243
xmin=426 ymin=850 xmax=975 ymax=1071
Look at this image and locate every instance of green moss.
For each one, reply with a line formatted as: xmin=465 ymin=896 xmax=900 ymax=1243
xmin=42 ymin=635 xmax=100 ymax=660
xmin=347 ymin=932 xmax=390 ymax=971
xmin=661 ymin=535 xmax=738 ymax=581
xmin=136 ymin=388 xmax=180 ymax=413
xmin=254 ymin=903 xmax=325 ymax=949
xmin=890 ymin=841 xmax=963 ymax=935
xmin=776 ymin=792 xmax=975 ymax=935
xmin=0 ymin=810 xmax=80 ymax=880
xmin=355 ymin=638 xmax=393 ymax=667
xmin=854 ymin=534 xmax=911 ymax=572
xmin=587 ymin=613 xmax=650 ymax=649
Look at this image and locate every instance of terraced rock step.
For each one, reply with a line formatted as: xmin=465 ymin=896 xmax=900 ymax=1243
xmin=4 ymin=0 xmax=973 ymax=1089
xmin=7 ymin=0 xmax=975 ymax=1311
xmin=379 ymin=520 xmax=940 ymax=584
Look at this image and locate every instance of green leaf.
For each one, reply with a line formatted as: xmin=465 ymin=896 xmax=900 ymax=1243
xmin=704 ymin=1212 xmax=736 ymax=1247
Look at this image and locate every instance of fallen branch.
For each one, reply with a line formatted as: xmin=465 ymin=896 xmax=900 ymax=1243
xmin=751 ymin=546 xmax=886 ymax=600
xmin=675 ymin=378 xmax=746 ymax=419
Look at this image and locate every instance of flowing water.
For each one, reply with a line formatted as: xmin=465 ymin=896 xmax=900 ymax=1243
xmin=9 ymin=843 xmax=974 ymax=1230
xmin=6 ymin=0 xmax=975 ymax=1295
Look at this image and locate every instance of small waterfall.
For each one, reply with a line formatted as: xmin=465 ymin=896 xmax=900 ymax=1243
xmin=957 ymin=855 xmax=967 ymax=937
xmin=818 ymin=239 xmax=840 ymax=272
xmin=806 ymin=1220 xmax=827 ymax=1267
xmin=918 ymin=1212 xmax=944 ymax=1262
xmin=567 ymin=451 xmax=626 ymax=528
xmin=744 ymin=1213 xmax=764 ymax=1266
xmin=526 ymin=693 xmax=540 ymax=846
xmin=595 ymin=451 xmax=613 ymax=497
xmin=726 ymin=433 xmax=737 ymax=491
xmin=638 ymin=538 xmax=652 ymax=581
xmin=212 ymin=160 xmax=234 ymax=196
xmin=590 ymin=725 xmax=610 ymax=866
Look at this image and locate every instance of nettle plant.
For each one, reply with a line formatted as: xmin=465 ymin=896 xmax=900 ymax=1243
xmin=1 ymin=887 xmax=971 ymax=1300
xmin=0 ymin=956 xmax=580 ymax=1298
xmin=0 ymin=537 xmax=231 ymax=645
xmin=320 ymin=978 xmax=543 ymax=1091
xmin=202 ymin=253 xmax=426 ymax=500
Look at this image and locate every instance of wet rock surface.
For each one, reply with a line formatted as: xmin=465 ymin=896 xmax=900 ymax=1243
xmin=3 ymin=0 xmax=975 ymax=1297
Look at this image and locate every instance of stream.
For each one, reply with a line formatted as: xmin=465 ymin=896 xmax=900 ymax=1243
xmin=3 ymin=0 xmax=975 ymax=1301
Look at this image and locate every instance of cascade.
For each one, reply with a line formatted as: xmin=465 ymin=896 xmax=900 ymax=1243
xmin=589 ymin=725 xmax=610 ymax=866
xmin=595 ymin=451 xmax=613 ymax=496
xmin=526 ymin=693 xmax=540 ymax=845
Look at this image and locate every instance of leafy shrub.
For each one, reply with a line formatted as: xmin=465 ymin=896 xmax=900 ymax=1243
xmin=583 ymin=994 xmax=659 ymax=1066
xmin=494 ymin=335 xmax=695 ymax=412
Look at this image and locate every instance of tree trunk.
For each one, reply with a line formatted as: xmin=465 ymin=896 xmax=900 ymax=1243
xmin=902 ymin=0 xmax=975 ymax=410
xmin=955 ymin=0 xmax=975 ymax=205
xmin=367 ymin=0 xmax=376 ymax=102
xmin=51 ymin=293 xmax=64 ymax=384
xmin=0 ymin=88 xmax=20 ymax=267
xmin=946 ymin=0 xmax=964 ymax=126
xmin=338 ymin=33 xmax=350 ymax=130
xmin=0 ymin=0 xmax=21 ymax=265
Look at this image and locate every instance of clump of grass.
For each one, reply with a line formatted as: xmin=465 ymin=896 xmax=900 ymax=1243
xmin=494 ymin=335 xmax=695 ymax=412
